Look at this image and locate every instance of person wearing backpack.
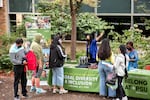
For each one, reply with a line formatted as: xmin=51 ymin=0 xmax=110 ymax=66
xmin=97 ymin=38 xmax=116 ymax=99
xmin=113 ymin=45 xmax=129 ymax=100
xmin=49 ymin=36 xmax=68 ymax=94
xmin=30 ymin=34 xmax=46 ymax=94
xmin=9 ymin=38 xmax=28 ymax=100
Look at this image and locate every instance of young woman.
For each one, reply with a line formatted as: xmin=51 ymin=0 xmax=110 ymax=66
xmin=126 ymin=41 xmax=139 ymax=71
xmin=86 ymin=32 xmax=104 ymax=63
xmin=98 ymin=38 xmax=116 ymax=98
xmin=114 ymin=45 xmax=129 ymax=100
xmin=49 ymin=36 xmax=68 ymax=94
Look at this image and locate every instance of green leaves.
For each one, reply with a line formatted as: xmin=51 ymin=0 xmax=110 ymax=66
xmin=0 ymin=54 xmax=13 ymax=70
xmin=77 ymin=13 xmax=114 ymax=34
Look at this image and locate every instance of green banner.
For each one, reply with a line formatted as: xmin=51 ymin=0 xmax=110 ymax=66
xmin=63 ymin=67 xmax=99 ymax=92
xmin=123 ymin=69 xmax=150 ymax=99
xmin=47 ymin=65 xmax=150 ymax=99
xmin=48 ymin=66 xmax=99 ymax=92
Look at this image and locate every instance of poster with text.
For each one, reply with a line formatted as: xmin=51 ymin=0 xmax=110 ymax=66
xmin=25 ymin=16 xmax=51 ymax=41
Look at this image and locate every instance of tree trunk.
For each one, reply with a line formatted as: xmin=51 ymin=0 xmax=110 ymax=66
xmin=70 ymin=0 xmax=76 ymax=60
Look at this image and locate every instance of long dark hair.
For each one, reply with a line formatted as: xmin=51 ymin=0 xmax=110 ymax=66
xmin=126 ymin=41 xmax=134 ymax=48
xmin=87 ymin=32 xmax=95 ymax=45
xmin=119 ymin=44 xmax=128 ymax=77
xmin=98 ymin=38 xmax=111 ymax=60
xmin=119 ymin=45 xmax=127 ymax=65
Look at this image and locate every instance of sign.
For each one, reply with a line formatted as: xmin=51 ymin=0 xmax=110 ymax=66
xmin=48 ymin=65 xmax=99 ymax=92
xmin=47 ymin=66 xmax=150 ymax=99
xmin=123 ymin=69 xmax=150 ymax=99
xmin=25 ymin=16 xmax=51 ymax=41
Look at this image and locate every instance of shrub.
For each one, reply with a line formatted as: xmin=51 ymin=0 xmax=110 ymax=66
xmin=0 ymin=54 xmax=13 ymax=70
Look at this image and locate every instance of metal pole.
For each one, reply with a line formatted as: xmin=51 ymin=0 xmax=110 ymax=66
xmin=131 ymin=0 xmax=134 ymax=28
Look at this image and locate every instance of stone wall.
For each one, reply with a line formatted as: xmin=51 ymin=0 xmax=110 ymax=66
xmin=62 ymin=40 xmax=101 ymax=57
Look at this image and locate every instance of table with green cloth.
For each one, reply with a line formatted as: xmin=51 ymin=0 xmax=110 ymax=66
xmin=124 ymin=69 xmax=150 ymax=99
xmin=47 ymin=64 xmax=150 ymax=99
xmin=48 ymin=64 xmax=99 ymax=92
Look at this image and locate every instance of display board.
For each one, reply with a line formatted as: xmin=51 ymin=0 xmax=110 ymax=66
xmin=25 ymin=16 xmax=51 ymax=41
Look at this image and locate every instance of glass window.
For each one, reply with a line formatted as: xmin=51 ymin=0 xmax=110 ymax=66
xmin=79 ymin=4 xmax=95 ymax=13
xmin=97 ymin=0 xmax=131 ymax=13
xmin=9 ymin=0 xmax=32 ymax=12
xmin=134 ymin=0 xmax=150 ymax=13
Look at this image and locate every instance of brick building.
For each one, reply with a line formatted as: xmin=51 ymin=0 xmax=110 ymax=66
xmin=0 ymin=0 xmax=8 ymax=34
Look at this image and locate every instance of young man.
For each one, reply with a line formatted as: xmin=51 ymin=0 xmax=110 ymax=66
xmin=30 ymin=34 xmax=46 ymax=94
xmin=9 ymin=38 xmax=28 ymax=100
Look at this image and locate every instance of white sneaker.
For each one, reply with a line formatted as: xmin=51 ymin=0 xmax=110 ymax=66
xmin=122 ymin=96 xmax=128 ymax=100
xmin=30 ymin=86 xmax=36 ymax=92
xmin=52 ymin=88 xmax=59 ymax=94
xmin=14 ymin=96 xmax=20 ymax=100
xmin=59 ymin=89 xmax=68 ymax=94
xmin=36 ymin=88 xmax=47 ymax=94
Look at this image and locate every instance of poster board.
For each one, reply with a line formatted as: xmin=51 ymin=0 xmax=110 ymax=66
xmin=25 ymin=16 xmax=51 ymax=41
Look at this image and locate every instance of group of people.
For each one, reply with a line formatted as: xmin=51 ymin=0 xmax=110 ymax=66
xmin=9 ymin=32 xmax=139 ymax=100
xmin=9 ymin=34 xmax=67 ymax=100
xmin=86 ymin=32 xmax=138 ymax=100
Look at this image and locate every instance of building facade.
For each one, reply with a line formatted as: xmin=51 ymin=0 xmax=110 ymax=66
xmin=0 ymin=0 xmax=150 ymax=35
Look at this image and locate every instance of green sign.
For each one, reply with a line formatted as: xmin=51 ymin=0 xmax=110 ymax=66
xmin=63 ymin=67 xmax=99 ymax=92
xmin=123 ymin=69 xmax=150 ymax=99
xmin=47 ymin=65 xmax=150 ymax=99
xmin=48 ymin=65 xmax=99 ymax=92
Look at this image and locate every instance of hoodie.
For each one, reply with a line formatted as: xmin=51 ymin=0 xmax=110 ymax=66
xmin=9 ymin=44 xmax=26 ymax=65
xmin=49 ymin=37 xmax=67 ymax=68
xmin=30 ymin=34 xmax=43 ymax=61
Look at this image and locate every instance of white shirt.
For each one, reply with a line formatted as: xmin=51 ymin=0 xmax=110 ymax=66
xmin=114 ymin=54 xmax=129 ymax=76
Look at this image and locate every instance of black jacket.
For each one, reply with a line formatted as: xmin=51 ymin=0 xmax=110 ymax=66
xmin=49 ymin=43 xmax=66 ymax=68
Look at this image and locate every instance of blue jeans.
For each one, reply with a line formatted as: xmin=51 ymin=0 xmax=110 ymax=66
xmin=98 ymin=61 xmax=116 ymax=97
xmin=52 ymin=67 xmax=64 ymax=86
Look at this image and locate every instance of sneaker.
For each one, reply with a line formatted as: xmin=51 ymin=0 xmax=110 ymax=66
xmin=30 ymin=86 xmax=36 ymax=92
xmin=22 ymin=94 xmax=30 ymax=99
xmin=14 ymin=95 xmax=20 ymax=100
xmin=112 ymin=98 xmax=120 ymax=100
xmin=36 ymin=88 xmax=47 ymax=94
xmin=59 ymin=89 xmax=68 ymax=94
xmin=52 ymin=88 xmax=59 ymax=94
xmin=122 ymin=96 xmax=128 ymax=100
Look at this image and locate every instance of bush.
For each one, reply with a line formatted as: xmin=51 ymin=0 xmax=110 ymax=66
xmin=0 ymin=34 xmax=18 ymax=70
xmin=0 ymin=54 xmax=13 ymax=70
xmin=0 ymin=34 xmax=18 ymax=56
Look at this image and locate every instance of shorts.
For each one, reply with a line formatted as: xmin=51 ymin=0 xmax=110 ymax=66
xmin=32 ymin=67 xmax=43 ymax=78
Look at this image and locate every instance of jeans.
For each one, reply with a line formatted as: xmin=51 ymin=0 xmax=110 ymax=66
xmin=52 ymin=67 xmax=64 ymax=86
xmin=98 ymin=61 xmax=116 ymax=97
xmin=14 ymin=65 xmax=27 ymax=97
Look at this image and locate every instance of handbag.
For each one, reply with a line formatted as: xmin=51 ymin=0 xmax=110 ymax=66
xmin=106 ymin=68 xmax=117 ymax=85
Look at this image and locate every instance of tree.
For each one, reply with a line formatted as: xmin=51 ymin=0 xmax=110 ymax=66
xmin=38 ymin=0 xmax=101 ymax=60
xmin=54 ymin=0 xmax=98 ymax=60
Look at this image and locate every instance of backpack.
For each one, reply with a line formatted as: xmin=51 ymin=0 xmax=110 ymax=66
xmin=26 ymin=51 xmax=37 ymax=70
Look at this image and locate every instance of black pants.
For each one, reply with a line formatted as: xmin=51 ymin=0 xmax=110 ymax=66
xmin=14 ymin=65 xmax=27 ymax=97
xmin=116 ymin=76 xmax=126 ymax=100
